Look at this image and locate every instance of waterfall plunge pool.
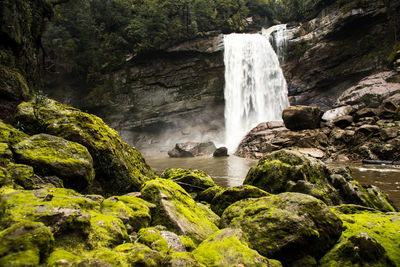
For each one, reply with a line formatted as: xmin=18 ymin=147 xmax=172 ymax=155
xmin=145 ymin=155 xmax=400 ymax=209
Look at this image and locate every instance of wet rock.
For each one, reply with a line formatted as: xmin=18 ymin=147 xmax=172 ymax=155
xmin=220 ymin=193 xmax=343 ymax=265
xmin=192 ymin=228 xmax=281 ymax=267
xmin=13 ymin=134 xmax=94 ymax=191
xmin=380 ymin=127 xmax=398 ymax=141
xmin=354 ymin=108 xmax=379 ymax=121
xmin=161 ymin=168 xmax=217 ymax=195
xmin=168 ymin=141 xmax=217 ymax=157
xmin=333 ymin=115 xmax=353 ymax=128
xmin=14 ymin=99 xmax=156 ymax=194
xmin=210 ymin=185 xmax=269 ymax=216
xmin=213 ymin=146 xmax=228 ymax=157
xmin=140 ymin=179 xmax=218 ymax=243
xmin=282 ymin=106 xmax=322 ymax=130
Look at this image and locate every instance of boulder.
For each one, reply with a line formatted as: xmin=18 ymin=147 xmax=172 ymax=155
xmin=220 ymin=193 xmax=343 ymax=265
xmin=140 ymin=179 xmax=218 ymax=243
xmin=161 ymin=168 xmax=217 ymax=195
xmin=12 ymin=134 xmax=94 ymax=191
xmin=244 ymin=149 xmax=340 ymax=205
xmin=210 ymin=185 xmax=269 ymax=216
xmin=332 ymin=115 xmax=353 ymax=128
xmin=319 ymin=232 xmax=395 ymax=266
xmin=282 ymin=106 xmax=322 ymax=130
xmin=244 ymin=150 xmax=398 ymax=211
xmin=213 ymin=147 xmax=228 ymax=157
xmin=169 ymin=252 xmax=205 ymax=267
xmin=137 ymin=227 xmax=185 ymax=253
xmin=0 ymin=221 xmax=54 ymax=266
xmin=196 ymin=185 xmax=224 ymax=203
xmin=192 ymin=228 xmax=281 ymax=267
xmin=100 ymin=196 xmax=154 ymax=233
xmin=14 ymin=99 xmax=157 ymax=194
xmin=0 ymin=120 xmax=28 ymax=145
xmin=168 ymin=142 xmax=217 ymax=157
xmin=331 ymin=204 xmax=400 ymax=265
xmin=322 ymin=106 xmax=354 ymax=121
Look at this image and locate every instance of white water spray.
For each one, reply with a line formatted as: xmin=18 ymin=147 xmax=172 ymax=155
xmin=223 ymin=27 xmax=289 ymax=153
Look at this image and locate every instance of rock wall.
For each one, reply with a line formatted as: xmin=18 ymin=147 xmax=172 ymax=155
xmin=45 ymin=35 xmax=226 ymax=153
xmin=283 ymin=0 xmax=400 ymax=110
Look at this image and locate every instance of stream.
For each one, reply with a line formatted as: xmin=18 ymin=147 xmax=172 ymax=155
xmin=145 ymin=155 xmax=400 ymax=209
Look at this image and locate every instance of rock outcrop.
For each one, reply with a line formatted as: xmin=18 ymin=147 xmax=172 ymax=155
xmin=282 ymin=105 xmax=322 ymax=130
xmin=13 ymin=98 xmax=157 ymax=194
xmin=244 ymin=150 xmax=398 ymax=212
xmin=284 ymin=0 xmax=400 ymax=110
xmin=168 ymin=141 xmax=217 ymax=158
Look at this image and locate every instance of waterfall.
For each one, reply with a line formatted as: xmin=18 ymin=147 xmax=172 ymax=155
xmin=223 ymin=27 xmax=289 ymax=153
xmin=262 ymin=24 xmax=288 ymax=63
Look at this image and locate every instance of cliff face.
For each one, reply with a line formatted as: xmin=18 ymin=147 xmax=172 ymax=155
xmin=0 ymin=0 xmax=52 ymax=121
xmin=283 ymin=0 xmax=400 ymax=110
xmin=58 ymin=36 xmax=226 ymax=152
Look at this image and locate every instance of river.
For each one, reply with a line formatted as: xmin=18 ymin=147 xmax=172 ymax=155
xmin=145 ymin=155 xmax=400 ymax=209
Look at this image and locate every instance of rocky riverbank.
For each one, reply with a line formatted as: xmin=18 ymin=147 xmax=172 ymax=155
xmin=1 ymin=103 xmax=399 ymax=265
xmin=236 ymin=71 xmax=400 ymax=162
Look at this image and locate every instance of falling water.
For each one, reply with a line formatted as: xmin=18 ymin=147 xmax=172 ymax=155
xmin=224 ymin=27 xmax=289 ymax=153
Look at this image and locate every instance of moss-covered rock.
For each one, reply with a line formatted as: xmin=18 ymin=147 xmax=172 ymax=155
xmin=244 ymin=149 xmax=339 ymax=205
xmin=170 ymin=252 xmax=205 ymax=267
xmin=319 ymin=232 xmax=395 ymax=266
xmin=179 ymin=235 xmax=197 ymax=252
xmin=6 ymin=163 xmax=37 ymax=189
xmin=197 ymin=185 xmax=224 ymax=203
xmin=12 ymin=133 xmax=94 ymax=191
xmin=0 ymin=221 xmax=54 ymax=265
xmin=0 ymin=120 xmax=28 ymax=145
xmin=112 ymin=243 xmax=164 ymax=266
xmin=192 ymin=228 xmax=282 ymax=267
xmin=14 ymin=99 xmax=157 ymax=194
xmin=161 ymin=168 xmax=217 ymax=195
xmin=210 ymin=185 xmax=269 ymax=216
xmin=141 ymin=179 xmax=218 ymax=243
xmin=196 ymin=203 xmax=220 ymax=226
xmin=331 ymin=204 xmax=400 ymax=265
xmin=0 ymin=142 xmax=12 ymax=165
xmin=244 ymin=149 xmax=398 ymax=211
xmin=137 ymin=227 xmax=171 ymax=253
xmin=0 ymin=65 xmax=30 ymax=102
xmin=100 ymin=196 xmax=154 ymax=233
xmin=220 ymin=193 xmax=343 ymax=265
xmin=47 ymin=249 xmax=82 ymax=266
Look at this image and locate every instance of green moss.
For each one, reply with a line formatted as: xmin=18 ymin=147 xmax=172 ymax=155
xmin=12 ymin=133 xmax=95 ymax=191
xmin=0 ymin=65 xmax=30 ymax=101
xmin=161 ymin=168 xmax=217 ymax=194
xmin=47 ymin=249 xmax=82 ymax=266
xmin=170 ymin=252 xmax=205 ymax=266
xmin=137 ymin=227 xmax=170 ymax=253
xmin=211 ymin=185 xmax=269 ymax=216
xmin=14 ymin=99 xmax=157 ymax=194
xmin=192 ymin=228 xmax=281 ymax=267
xmin=197 ymin=185 xmax=224 ymax=203
xmin=0 ymin=221 xmax=54 ymax=264
xmin=0 ymin=121 xmax=29 ymax=145
xmin=387 ymin=43 xmax=400 ymax=65
xmin=88 ymin=212 xmax=128 ymax=249
xmin=114 ymin=243 xmax=163 ymax=266
xmin=0 ymin=143 xmax=12 ymax=166
xmin=101 ymin=196 xmax=153 ymax=232
xmin=331 ymin=206 xmax=400 ymax=265
xmin=6 ymin=163 xmax=37 ymax=189
xmin=141 ymin=179 xmax=218 ymax=244
xmin=0 ymin=249 xmax=39 ymax=267
xmin=179 ymin=235 xmax=197 ymax=252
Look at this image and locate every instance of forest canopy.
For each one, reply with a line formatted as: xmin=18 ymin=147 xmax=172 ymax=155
xmin=41 ymin=0 xmax=335 ymax=85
